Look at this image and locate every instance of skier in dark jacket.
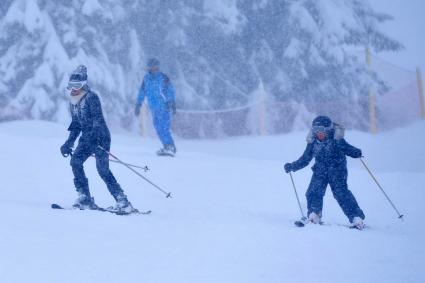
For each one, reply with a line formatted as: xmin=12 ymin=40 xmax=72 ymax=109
xmin=284 ymin=116 xmax=365 ymax=229
xmin=135 ymin=58 xmax=177 ymax=157
xmin=60 ymin=65 xmax=134 ymax=213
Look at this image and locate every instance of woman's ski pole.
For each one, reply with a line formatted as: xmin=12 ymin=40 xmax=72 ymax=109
xmin=91 ymin=154 xmax=149 ymax=172
xmin=289 ymin=172 xmax=306 ymax=220
xmin=360 ymin=158 xmax=403 ymax=219
xmin=98 ymin=146 xmax=172 ymax=198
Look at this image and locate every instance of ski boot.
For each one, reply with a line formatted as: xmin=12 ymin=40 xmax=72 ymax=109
xmin=108 ymin=193 xmax=137 ymax=215
xmin=308 ymin=212 xmax=322 ymax=224
xmin=156 ymin=144 xmax=176 ymax=157
xmin=351 ymin=216 xmax=365 ymax=230
xmin=73 ymin=193 xmax=99 ymax=210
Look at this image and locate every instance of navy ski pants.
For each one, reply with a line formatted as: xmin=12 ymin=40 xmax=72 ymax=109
xmin=306 ymin=169 xmax=365 ymax=222
xmin=70 ymin=139 xmax=123 ymax=199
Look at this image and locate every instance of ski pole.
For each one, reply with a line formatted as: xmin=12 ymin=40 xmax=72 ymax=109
xmin=109 ymin=159 xmax=149 ymax=172
xmin=98 ymin=146 xmax=172 ymax=198
xmin=289 ymin=172 xmax=306 ymax=220
xmin=91 ymin=155 xmax=149 ymax=172
xmin=360 ymin=158 xmax=403 ymax=219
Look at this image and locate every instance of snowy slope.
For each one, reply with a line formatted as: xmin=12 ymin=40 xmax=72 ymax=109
xmin=0 ymin=121 xmax=424 ymax=283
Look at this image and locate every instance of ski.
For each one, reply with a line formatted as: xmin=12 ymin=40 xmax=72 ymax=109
xmin=348 ymin=224 xmax=367 ymax=230
xmin=294 ymin=219 xmax=324 ymax=227
xmin=294 ymin=219 xmax=308 ymax=227
xmin=51 ymin=203 xmax=151 ymax=215
xmin=104 ymin=206 xmax=152 ymax=215
xmin=294 ymin=218 xmax=365 ymax=230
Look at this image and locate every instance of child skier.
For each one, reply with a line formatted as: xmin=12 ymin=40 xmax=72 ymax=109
xmin=60 ymin=65 xmax=135 ymax=214
xmin=284 ymin=116 xmax=365 ymax=229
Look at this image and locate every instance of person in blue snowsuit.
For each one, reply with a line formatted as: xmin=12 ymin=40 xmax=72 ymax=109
xmin=135 ymin=58 xmax=177 ymax=156
xmin=60 ymin=65 xmax=134 ymax=213
xmin=284 ymin=116 xmax=365 ymax=229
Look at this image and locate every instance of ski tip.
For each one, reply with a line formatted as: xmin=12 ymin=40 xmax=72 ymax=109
xmin=294 ymin=220 xmax=305 ymax=227
xmin=51 ymin=203 xmax=63 ymax=209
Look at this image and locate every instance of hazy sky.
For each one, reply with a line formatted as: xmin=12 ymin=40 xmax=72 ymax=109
xmin=370 ymin=0 xmax=425 ymax=73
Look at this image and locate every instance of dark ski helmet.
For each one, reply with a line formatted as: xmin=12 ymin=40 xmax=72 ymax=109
xmin=147 ymin=58 xmax=160 ymax=68
xmin=312 ymin=116 xmax=333 ymax=140
xmin=312 ymin=116 xmax=332 ymax=128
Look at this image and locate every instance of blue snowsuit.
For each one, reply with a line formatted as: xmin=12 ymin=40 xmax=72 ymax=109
xmin=290 ymin=133 xmax=365 ymax=222
xmin=65 ymin=89 xmax=123 ymax=199
xmin=136 ymin=72 xmax=176 ymax=147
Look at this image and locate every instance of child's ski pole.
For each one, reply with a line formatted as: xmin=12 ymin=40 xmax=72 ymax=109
xmin=289 ymin=172 xmax=306 ymax=220
xmin=360 ymin=158 xmax=403 ymax=219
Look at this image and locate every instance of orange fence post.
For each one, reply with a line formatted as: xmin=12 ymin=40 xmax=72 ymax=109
xmin=416 ymin=67 xmax=425 ymax=119
xmin=259 ymin=99 xmax=267 ymax=136
xmin=368 ymin=92 xmax=377 ymax=133
xmin=139 ymin=104 xmax=149 ymax=137
xmin=366 ymin=47 xmax=377 ymax=133
xmin=257 ymin=81 xmax=267 ymax=136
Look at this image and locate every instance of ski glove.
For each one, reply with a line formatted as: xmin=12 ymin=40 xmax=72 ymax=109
xmin=60 ymin=142 xmax=73 ymax=157
xmin=352 ymin=149 xmax=362 ymax=158
xmin=284 ymin=163 xmax=293 ymax=173
xmin=167 ymin=101 xmax=177 ymax=115
xmin=135 ymin=104 xmax=141 ymax=116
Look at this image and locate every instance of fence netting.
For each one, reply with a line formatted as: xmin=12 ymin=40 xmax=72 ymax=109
xmin=139 ymin=51 xmax=423 ymax=138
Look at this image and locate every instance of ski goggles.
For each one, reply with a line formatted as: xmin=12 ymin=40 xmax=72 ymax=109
xmin=66 ymin=80 xmax=86 ymax=91
xmin=312 ymin=125 xmax=332 ymax=134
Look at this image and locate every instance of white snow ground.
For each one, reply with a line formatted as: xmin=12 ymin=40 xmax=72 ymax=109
xmin=0 ymin=120 xmax=424 ymax=283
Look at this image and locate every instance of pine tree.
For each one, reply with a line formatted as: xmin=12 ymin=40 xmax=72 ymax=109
xmin=0 ymin=0 xmax=401 ymax=130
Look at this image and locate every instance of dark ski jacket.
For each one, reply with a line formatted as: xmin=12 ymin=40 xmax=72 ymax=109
xmin=66 ymin=89 xmax=110 ymax=147
xmin=291 ymin=128 xmax=362 ymax=175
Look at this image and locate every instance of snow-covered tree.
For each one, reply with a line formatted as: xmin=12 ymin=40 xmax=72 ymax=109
xmin=238 ymin=0 xmax=402 ymax=128
xmin=0 ymin=0 xmax=401 ymax=130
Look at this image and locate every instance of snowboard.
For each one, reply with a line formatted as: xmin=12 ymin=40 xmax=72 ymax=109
xmin=156 ymin=148 xmax=175 ymax=157
xmin=156 ymin=151 xmax=175 ymax=157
